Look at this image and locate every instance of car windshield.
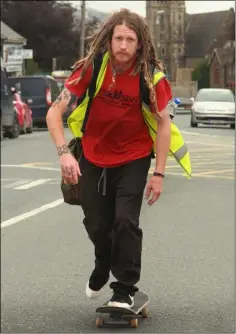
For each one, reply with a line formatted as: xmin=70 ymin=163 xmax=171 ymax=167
xmin=196 ymin=90 xmax=235 ymax=102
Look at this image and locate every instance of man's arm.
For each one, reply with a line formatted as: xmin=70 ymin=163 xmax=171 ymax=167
xmin=152 ymin=107 xmax=171 ymax=175
xmin=46 ymin=88 xmax=72 ymax=155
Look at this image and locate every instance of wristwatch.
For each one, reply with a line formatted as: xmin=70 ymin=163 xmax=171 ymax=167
xmin=153 ymin=171 xmax=165 ymax=178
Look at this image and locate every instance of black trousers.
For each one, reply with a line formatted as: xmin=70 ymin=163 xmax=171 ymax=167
xmin=79 ymin=154 xmax=151 ymax=294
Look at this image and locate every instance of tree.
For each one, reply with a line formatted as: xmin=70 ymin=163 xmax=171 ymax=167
xmin=84 ymin=16 xmax=101 ymax=54
xmin=1 ymin=0 xmax=80 ymax=71
xmin=192 ymin=59 xmax=210 ymax=89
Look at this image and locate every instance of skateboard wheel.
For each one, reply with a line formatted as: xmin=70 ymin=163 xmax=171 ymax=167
xmin=96 ymin=317 xmax=103 ymax=328
xmin=130 ymin=318 xmax=138 ymax=328
xmin=142 ymin=307 xmax=149 ymax=318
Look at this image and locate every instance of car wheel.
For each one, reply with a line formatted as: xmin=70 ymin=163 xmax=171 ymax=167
xmin=7 ymin=114 xmax=20 ymax=139
xmin=230 ymin=123 xmax=235 ymax=129
xmin=190 ymin=115 xmax=198 ymax=127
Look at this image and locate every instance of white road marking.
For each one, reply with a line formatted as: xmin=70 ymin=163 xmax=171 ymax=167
xmin=181 ymin=130 xmax=233 ymax=138
xmin=1 ymin=164 xmax=60 ymax=171
xmin=1 ymin=178 xmax=62 ymax=189
xmin=1 ymin=199 xmax=64 ymax=229
xmin=1 ymin=178 xmax=19 ymax=182
xmin=3 ymin=179 xmax=32 ymax=189
xmin=14 ymin=179 xmax=51 ymax=190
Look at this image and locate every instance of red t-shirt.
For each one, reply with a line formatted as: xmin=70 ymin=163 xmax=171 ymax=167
xmin=65 ymin=62 xmax=172 ymax=167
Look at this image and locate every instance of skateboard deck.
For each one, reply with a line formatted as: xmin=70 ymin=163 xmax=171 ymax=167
xmin=95 ymin=291 xmax=149 ymax=328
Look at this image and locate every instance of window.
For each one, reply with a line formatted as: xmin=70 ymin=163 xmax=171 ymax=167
xmin=213 ymin=66 xmax=220 ymax=84
xmin=48 ymin=78 xmax=60 ymax=96
xmin=224 ymin=65 xmax=228 ymax=85
xmin=8 ymin=78 xmax=46 ymax=98
xmin=160 ymin=14 xmax=165 ymax=30
xmin=196 ymin=89 xmax=234 ymax=102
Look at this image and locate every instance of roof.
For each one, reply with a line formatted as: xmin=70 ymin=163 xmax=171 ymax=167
xmin=1 ymin=21 xmax=26 ymax=44
xmin=208 ymin=46 xmax=235 ymax=66
xmin=185 ymin=10 xmax=230 ymax=58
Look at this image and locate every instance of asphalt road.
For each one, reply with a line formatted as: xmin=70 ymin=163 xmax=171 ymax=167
xmin=1 ymin=115 xmax=235 ymax=333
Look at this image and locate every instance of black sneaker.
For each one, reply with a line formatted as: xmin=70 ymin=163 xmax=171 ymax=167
xmin=86 ymin=266 xmax=110 ymax=299
xmin=108 ymin=291 xmax=134 ymax=309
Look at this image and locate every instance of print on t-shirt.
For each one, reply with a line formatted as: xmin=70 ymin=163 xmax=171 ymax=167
xmin=98 ymin=88 xmax=140 ymax=109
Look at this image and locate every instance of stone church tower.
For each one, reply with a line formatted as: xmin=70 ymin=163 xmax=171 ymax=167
xmin=146 ymin=1 xmax=186 ymax=81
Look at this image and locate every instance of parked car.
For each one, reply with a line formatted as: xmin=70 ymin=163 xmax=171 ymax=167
xmin=176 ymin=97 xmax=193 ymax=114
xmin=51 ymin=70 xmax=72 ymax=92
xmin=8 ymin=75 xmax=60 ymax=127
xmin=190 ymin=88 xmax=235 ymax=129
xmin=1 ymin=59 xmax=20 ymax=139
xmin=11 ymin=88 xmax=33 ymax=134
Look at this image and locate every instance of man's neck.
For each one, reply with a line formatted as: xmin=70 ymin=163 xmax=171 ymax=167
xmin=112 ymin=58 xmax=135 ymax=73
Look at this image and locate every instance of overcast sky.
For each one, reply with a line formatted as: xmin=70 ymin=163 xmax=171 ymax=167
xmin=71 ymin=1 xmax=234 ymax=15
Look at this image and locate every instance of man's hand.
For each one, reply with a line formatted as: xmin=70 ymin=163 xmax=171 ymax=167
xmin=145 ymin=176 xmax=163 ymax=206
xmin=58 ymin=144 xmax=81 ymax=184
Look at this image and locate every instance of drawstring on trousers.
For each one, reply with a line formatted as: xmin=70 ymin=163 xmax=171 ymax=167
xmin=98 ymin=168 xmax=107 ymax=196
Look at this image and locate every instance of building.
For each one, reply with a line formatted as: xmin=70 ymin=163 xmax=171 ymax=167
xmin=185 ymin=9 xmax=235 ymax=69
xmin=1 ymin=21 xmax=27 ymax=75
xmin=146 ymin=1 xmax=186 ymax=81
xmin=208 ymin=41 xmax=235 ymax=89
xmin=146 ymin=1 xmax=235 ymax=82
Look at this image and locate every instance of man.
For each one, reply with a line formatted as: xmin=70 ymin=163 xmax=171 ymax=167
xmin=46 ymin=8 xmax=171 ymax=309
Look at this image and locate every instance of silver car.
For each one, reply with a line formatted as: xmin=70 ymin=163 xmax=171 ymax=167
xmin=190 ymin=88 xmax=235 ymax=129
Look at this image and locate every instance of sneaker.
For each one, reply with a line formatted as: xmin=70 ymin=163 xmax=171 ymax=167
xmin=86 ymin=266 xmax=110 ymax=299
xmin=107 ymin=292 xmax=134 ymax=309
xmin=86 ymin=281 xmax=102 ymax=299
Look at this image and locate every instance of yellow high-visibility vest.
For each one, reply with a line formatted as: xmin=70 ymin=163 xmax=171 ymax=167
xmin=68 ymin=52 xmax=192 ymax=178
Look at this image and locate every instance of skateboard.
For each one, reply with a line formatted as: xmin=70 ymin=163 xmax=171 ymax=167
xmin=95 ymin=291 xmax=149 ymax=328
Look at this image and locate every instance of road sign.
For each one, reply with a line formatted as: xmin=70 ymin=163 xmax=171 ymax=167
xmin=23 ymin=49 xmax=33 ymax=59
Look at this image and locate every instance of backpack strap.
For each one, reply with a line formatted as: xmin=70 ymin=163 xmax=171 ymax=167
xmin=80 ymin=53 xmax=104 ymax=134
xmin=139 ymin=62 xmax=157 ymax=159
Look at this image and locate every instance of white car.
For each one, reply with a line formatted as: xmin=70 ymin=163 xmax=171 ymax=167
xmin=190 ymin=88 xmax=235 ymax=129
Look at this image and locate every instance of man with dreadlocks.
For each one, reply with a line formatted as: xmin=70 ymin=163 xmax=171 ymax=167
xmin=46 ymin=8 xmax=172 ymax=309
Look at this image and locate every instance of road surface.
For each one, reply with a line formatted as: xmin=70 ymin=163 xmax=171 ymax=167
xmin=1 ymin=115 xmax=234 ymax=333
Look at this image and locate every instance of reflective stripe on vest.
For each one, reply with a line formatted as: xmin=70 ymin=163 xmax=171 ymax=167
xmin=174 ymin=144 xmax=188 ymax=161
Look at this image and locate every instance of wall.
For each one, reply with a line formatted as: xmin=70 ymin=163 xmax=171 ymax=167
xmin=185 ymin=57 xmax=204 ymax=69
xmin=171 ymin=81 xmax=198 ymax=98
xmin=176 ymin=67 xmax=193 ymax=83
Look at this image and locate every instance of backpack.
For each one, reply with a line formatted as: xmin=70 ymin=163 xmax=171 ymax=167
xmin=71 ymin=53 xmax=156 ymax=135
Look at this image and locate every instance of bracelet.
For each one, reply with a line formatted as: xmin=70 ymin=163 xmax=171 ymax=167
xmin=153 ymin=171 xmax=165 ymax=178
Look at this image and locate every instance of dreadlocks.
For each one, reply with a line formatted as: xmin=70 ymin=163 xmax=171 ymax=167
xmin=70 ymin=8 xmax=165 ymax=118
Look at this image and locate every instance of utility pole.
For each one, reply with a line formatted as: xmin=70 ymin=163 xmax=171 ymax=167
xmin=80 ymin=0 xmax=86 ymax=59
